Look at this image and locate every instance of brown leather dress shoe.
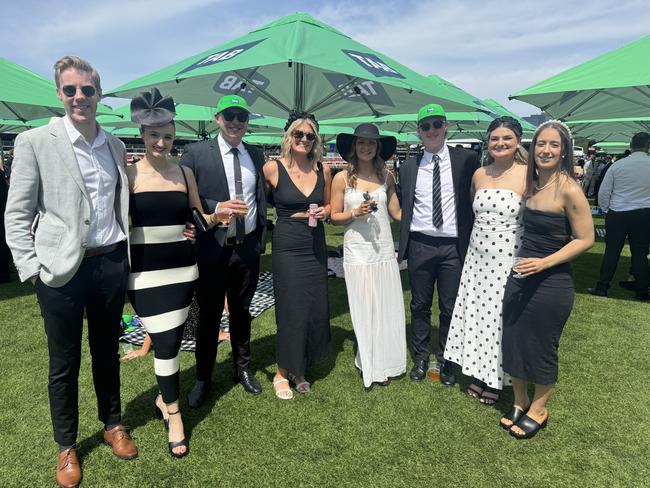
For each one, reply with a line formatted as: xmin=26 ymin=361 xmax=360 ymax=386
xmin=56 ymin=448 xmax=81 ymax=488
xmin=103 ymin=425 xmax=138 ymax=460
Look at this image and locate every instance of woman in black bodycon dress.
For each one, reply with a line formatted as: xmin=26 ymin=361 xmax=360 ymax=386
xmin=500 ymin=120 xmax=594 ymax=439
xmin=263 ymin=113 xmax=332 ymax=400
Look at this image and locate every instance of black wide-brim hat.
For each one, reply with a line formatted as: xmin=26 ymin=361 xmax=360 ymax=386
xmin=336 ymin=123 xmax=397 ymax=162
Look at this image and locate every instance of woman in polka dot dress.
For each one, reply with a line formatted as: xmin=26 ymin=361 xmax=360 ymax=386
xmin=444 ymin=117 xmax=528 ymax=404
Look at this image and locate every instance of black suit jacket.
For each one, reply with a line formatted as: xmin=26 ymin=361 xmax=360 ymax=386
xmin=397 ymin=146 xmax=479 ymax=262
xmin=180 ymin=138 xmax=267 ymax=254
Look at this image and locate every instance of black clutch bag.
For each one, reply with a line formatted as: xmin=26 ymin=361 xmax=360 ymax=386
xmin=191 ymin=207 xmax=209 ymax=233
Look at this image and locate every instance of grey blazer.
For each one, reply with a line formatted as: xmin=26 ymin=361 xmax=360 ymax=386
xmin=4 ymin=119 xmax=129 ymax=287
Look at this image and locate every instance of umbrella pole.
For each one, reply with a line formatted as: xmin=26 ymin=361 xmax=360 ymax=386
xmin=232 ymin=69 xmax=292 ymax=113
xmin=294 ymin=63 xmax=304 ymax=112
xmin=305 ymin=76 xmax=364 ymax=114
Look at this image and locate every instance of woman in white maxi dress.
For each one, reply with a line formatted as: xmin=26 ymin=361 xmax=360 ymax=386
xmin=330 ymin=124 xmax=406 ymax=389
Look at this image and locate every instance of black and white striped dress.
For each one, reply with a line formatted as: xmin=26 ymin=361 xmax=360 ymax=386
xmin=127 ymin=176 xmax=198 ymax=404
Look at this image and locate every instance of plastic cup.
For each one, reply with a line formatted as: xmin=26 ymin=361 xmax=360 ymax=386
xmin=512 ymin=257 xmax=526 ymax=279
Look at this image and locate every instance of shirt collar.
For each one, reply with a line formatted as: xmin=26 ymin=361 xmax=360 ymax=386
xmin=218 ymin=133 xmax=246 ymax=155
xmin=422 ymin=142 xmax=448 ymax=165
xmin=63 ymin=115 xmax=106 ymax=148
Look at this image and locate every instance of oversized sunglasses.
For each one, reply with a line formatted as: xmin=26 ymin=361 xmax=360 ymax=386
xmin=292 ymin=130 xmax=316 ymax=141
xmin=419 ymin=120 xmax=445 ymax=131
xmin=222 ymin=110 xmax=249 ymax=122
xmin=61 ymin=85 xmax=96 ymax=97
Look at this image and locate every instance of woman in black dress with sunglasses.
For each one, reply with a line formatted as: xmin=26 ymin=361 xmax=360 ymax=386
xmin=263 ymin=114 xmax=332 ymax=400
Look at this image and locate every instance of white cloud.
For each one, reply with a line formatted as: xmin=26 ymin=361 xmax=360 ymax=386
xmin=31 ymin=0 xmax=222 ymax=46
xmin=2 ymin=0 xmax=650 ymax=117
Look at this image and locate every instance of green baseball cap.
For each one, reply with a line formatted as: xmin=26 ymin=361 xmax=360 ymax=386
xmin=417 ymin=103 xmax=446 ymax=122
xmin=215 ymin=94 xmax=251 ymax=114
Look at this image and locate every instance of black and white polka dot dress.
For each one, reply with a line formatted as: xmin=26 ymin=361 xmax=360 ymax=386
xmin=443 ymin=189 xmax=523 ymax=389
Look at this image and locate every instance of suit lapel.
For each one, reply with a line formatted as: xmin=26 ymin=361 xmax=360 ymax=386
xmin=210 ymin=139 xmax=230 ymax=199
xmin=51 ymin=120 xmax=89 ymax=200
xmin=448 ymin=146 xmax=462 ymax=209
xmin=106 ymin=134 xmax=127 ymax=190
xmin=407 ymin=151 xmax=424 ymax=201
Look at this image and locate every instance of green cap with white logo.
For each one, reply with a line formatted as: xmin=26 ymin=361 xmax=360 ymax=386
xmin=216 ymin=94 xmax=251 ymax=114
xmin=417 ymin=103 xmax=446 ymax=122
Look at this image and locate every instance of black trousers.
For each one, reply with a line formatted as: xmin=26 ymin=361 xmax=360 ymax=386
xmin=35 ymin=243 xmax=128 ymax=447
xmin=407 ymin=233 xmax=462 ymax=364
xmin=195 ymin=231 xmax=260 ymax=382
xmin=597 ymin=208 xmax=650 ymax=294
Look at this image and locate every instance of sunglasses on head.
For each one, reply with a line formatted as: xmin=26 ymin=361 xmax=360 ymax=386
xmin=221 ymin=110 xmax=249 ymax=122
xmin=61 ymin=85 xmax=96 ymax=97
xmin=419 ymin=120 xmax=445 ymax=132
xmin=292 ymin=130 xmax=316 ymax=141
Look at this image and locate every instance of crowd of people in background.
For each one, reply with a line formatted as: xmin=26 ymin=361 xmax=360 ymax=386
xmin=2 ymin=55 xmax=649 ymax=488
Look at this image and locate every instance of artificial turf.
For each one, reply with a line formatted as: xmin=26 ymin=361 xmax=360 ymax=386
xmin=0 ymin=219 xmax=648 ymax=487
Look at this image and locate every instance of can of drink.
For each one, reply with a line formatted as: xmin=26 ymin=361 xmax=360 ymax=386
xmin=308 ymin=203 xmax=318 ymax=227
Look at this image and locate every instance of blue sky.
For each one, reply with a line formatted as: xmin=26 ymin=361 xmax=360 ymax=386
xmin=3 ymin=0 xmax=649 ymax=116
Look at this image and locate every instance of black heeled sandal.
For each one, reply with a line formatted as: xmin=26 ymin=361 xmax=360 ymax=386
xmin=167 ymin=411 xmax=189 ymax=459
xmin=153 ymin=394 xmax=169 ymax=431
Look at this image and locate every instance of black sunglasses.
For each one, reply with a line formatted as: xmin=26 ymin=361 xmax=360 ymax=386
xmin=292 ymin=130 xmax=316 ymax=141
xmin=61 ymin=85 xmax=96 ymax=97
xmin=419 ymin=120 xmax=445 ymax=131
xmin=222 ymin=110 xmax=249 ymax=122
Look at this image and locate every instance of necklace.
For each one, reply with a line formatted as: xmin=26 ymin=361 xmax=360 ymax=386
xmin=535 ymin=173 xmax=560 ymax=191
xmin=488 ymin=163 xmax=515 ymax=180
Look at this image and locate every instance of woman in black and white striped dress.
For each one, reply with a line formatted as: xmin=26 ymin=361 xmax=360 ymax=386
xmin=126 ymin=89 xmax=227 ymax=458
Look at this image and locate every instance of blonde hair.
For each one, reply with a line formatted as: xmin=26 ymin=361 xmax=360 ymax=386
xmin=345 ymin=138 xmax=386 ymax=189
xmin=53 ymin=56 xmax=102 ymax=95
xmin=280 ymin=118 xmax=323 ymax=170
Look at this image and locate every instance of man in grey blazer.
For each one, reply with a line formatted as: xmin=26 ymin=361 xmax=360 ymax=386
xmin=4 ymin=56 xmax=137 ymax=488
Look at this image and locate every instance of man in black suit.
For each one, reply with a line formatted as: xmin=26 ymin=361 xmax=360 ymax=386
xmin=180 ymin=95 xmax=267 ymax=406
xmin=397 ymin=103 xmax=479 ymax=386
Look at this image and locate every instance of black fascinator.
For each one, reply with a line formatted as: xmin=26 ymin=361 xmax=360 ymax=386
xmin=130 ymin=88 xmax=176 ymax=127
xmin=284 ymin=110 xmax=319 ymax=132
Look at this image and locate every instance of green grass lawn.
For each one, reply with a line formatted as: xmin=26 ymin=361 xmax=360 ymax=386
xmin=1 ymin=221 xmax=649 ymax=487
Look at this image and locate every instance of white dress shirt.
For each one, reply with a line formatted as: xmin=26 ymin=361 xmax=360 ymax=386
xmin=63 ymin=116 xmax=125 ymax=248
xmin=217 ymin=134 xmax=258 ymax=236
xmin=598 ymin=151 xmax=650 ymax=213
xmin=410 ymin=144 xmax=458 ymax=237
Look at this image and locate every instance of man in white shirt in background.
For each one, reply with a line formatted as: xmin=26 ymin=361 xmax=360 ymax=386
xmin=588 ymin=132 xmax=650 ymax=301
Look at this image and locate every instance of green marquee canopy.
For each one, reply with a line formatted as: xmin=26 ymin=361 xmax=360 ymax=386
xmin=510 ymin=35 xmax=650 ymax=120
xmin=0 ymin=58 xmax=113 ymax=121
xmin=106 ymin=12 xmax=488 ymax=120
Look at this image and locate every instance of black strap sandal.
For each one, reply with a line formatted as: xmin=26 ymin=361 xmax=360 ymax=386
xmin=467 ymin=380 xmax=486 ymax=399
xmin=499 ymin=406 xmax=526 ymax=430
xmin=509 ymin=413 xmax=548 ymax=439
xmin=480 ymin=387 xmax=500 ymax=405
xmin=167 ymin=410 xmax=189 ymax=458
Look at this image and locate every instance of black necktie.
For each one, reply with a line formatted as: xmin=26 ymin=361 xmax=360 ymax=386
xmin=431 ymin=154 xmax=443 ymax=228
xmin=231 ymin=147 xmax=246 ymax=244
